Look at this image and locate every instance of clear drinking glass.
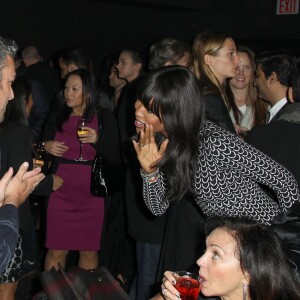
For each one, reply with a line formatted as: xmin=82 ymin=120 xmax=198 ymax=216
xmin=33 ymin=142 xmax=46 ymax=167
xmin=75 ymin=118 xmax=88 ymax=161
xmin=174 ymin=271 xmax=201 ymax=300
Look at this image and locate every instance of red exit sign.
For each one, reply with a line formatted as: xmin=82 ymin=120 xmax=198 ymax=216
xmin=277 ymin=0 xmax=299 ymax=14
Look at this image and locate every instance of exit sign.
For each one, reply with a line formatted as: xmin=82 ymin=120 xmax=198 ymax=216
xmin=277 ymin=0 xmax=299 ymax=14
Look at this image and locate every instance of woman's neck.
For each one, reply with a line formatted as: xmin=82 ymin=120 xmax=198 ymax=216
xmin=230 ymin=85 xmax=249 ymax=107
xmin=71 ymin=108 xmax=84 ymax=116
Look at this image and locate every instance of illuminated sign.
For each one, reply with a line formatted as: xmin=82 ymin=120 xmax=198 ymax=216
xmin=277 ymin=0 xmax=299 ymax=14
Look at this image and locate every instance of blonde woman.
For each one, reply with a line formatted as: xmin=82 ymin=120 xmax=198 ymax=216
xmin=226 ymin=46 xmax=268 ymax=137
xmin=190 ymin=30 xmax=239 ymax=134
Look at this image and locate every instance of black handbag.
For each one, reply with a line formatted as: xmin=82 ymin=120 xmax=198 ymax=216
xmin=90 ymin=154 xmax=109 ymax=197
xmin=90 ymin=109 xmax=125 ymax=197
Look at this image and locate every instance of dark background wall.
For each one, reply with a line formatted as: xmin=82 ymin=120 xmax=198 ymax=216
xmin=0 ymin=0 xmax=299 ymax=73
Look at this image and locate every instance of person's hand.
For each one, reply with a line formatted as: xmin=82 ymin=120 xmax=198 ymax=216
xmin=161 ymin=271 xmax=180 ymax=299
xmin=0 ymin=167 xmax=14 ymax=206
xmin=133 ymin=124 xmax=169 ymax=174
xmin=78 ymin=126 xmax=98 ymax=144
xmin=234 ymin=124 xmax=249 ymax=140
xmin=44 ymin=140 xmax=68 ymax=157
xmin=52 ymin=175 xmax=64 ymax=191
xmin=1 ymin=162 xmax=45 ymax=208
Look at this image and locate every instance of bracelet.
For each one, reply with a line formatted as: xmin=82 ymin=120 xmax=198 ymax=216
xmin=140 ymin=168 xmax=160 ymax=183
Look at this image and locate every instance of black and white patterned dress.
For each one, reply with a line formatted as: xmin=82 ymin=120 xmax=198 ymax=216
xmin=141 ymin=121 xmax=300 ymax=226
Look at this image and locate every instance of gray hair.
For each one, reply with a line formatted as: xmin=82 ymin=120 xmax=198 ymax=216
xmin=0 ymin=37 xmax=18 ymax=80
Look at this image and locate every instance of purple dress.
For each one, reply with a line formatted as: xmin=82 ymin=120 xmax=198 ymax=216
xmin=46 ymin=116 xmax=104 ymax=251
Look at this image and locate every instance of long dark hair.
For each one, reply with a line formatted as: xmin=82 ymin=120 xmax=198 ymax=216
xmin=137 ymin=66 xmax=205 ymax=202
xmin=205 ymin=217 xmax=300 ymax=300
xmin=56 ymin=69 xmax=99 ymax=132
xmin=0 ymin=78 xmax=31 ymax=129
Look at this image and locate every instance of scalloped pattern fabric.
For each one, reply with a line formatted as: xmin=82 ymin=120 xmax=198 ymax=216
xmin=142 ymin=121 xmax=300 ymax=225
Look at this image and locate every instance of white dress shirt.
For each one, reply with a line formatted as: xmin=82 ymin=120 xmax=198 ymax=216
xmin=268 ymin=97 xmax=287 ymax=122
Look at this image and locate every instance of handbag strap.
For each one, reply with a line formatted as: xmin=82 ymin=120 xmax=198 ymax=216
xmin=97 ymin=108 xmax=104 ymax=141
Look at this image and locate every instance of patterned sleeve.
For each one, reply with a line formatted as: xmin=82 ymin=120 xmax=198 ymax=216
xmin=140 ymin=168 xmax=169 ymax=216
xmin=0 ymin=205 xmax=19 ymax=274
xmin=208 ymin=129 xmax=300 ymax=212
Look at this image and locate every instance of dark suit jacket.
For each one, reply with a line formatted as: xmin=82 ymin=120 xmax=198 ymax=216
xmin=246 ymin=106 xmax=300 ymax=277
xmin=246 ymin=120 xmax=300 ymax=187
xmin=0 ymin=122 xmax=33 ymax=231
xmin=269 ymin=102 xmax=289 ymax=123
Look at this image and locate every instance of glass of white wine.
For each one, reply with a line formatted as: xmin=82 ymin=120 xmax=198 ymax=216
xmin=34 ymin=142 xmax=46 ymax=167
xmin=75 ymin=118 xmax=89 ymax=161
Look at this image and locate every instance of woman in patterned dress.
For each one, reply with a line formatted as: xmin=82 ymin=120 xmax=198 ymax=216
xmin=133 ymin=66 xmax=300 ymax=279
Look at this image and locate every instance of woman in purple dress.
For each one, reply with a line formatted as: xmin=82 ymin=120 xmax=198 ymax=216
xmin=43 ymin=69 xmax=121 ymax=271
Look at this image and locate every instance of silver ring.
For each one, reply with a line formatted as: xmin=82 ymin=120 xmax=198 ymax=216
xmin=161 ymin=287 xmax=165 ymax=295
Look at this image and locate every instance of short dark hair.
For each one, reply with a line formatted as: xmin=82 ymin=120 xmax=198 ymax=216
xmin=256 ymin=51 xmax=297 ymax=86
xmin=61 ymin=48 xmax=90 ymax=70
xmin=137 ymin=66 xmax=205 ymax=202
xmin=290 ymin=62 xmax=300 ymax=103
xmin=149 ymin=38 xmax=190 ymax=70
xmin=0 ymin=37 xmax=17 ymax=80
xmin=205 ymin=217 xmax=300 ymax=300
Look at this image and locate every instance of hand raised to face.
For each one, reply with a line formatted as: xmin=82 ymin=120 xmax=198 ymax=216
xmin=133 ymin=123 xmax=169 ymax=174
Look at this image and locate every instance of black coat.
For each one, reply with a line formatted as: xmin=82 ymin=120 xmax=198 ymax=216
xmin=246 ymin=103 xmax=300 ymax=279
xmin=116 ymin=79 xmax=167 ymax=243
xmin=0 ymin=122 xmax=33 ymax=231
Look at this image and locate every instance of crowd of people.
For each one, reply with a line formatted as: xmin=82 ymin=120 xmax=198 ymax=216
xmin=0 ymin=30 xmax=300 ymax=300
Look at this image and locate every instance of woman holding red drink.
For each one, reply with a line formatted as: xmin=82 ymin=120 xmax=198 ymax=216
xmin=161 ymin=218 xmax=300 ymax=300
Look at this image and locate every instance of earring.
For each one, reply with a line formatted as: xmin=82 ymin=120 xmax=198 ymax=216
xmin=243 ymin=283 xmax=248 ymax=300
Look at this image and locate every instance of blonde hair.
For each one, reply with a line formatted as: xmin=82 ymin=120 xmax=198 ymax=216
xmin=191 ymin=30 xmax=232 ymax=91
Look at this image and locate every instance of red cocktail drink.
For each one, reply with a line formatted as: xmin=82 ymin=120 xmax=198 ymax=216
xmin=174 ymin=271 xmax=201 ymax=300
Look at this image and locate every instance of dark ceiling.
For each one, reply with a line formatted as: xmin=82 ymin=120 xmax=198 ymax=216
xmin=88 ymin=0 xmax=215 ymax=11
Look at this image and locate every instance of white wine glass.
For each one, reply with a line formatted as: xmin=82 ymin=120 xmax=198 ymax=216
xmin=75 ymin=118 xmax=89 ymax=161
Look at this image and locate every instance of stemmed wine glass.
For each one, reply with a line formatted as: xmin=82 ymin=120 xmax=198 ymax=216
xmin=75 ymin=118 xmax=89 ymax=161
xmin=33 ymin=142 xmax=46 ymax=167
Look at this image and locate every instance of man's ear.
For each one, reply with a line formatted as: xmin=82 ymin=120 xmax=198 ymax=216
xmin=288 ymin=87 xmax=294 ymax=103
xmin=268 ymin=72 xmax=278 ymax=85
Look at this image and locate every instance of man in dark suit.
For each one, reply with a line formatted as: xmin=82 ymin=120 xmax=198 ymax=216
xmin=254 ymin=51 xmax=297 ymax=123
xmin=246 ymin=61 xmax=300 ymax=277
xmin=247 ymin=59 xmax=300 ymax=182
xmin=0 ymin=36 xmax=44 ymax=274
xmin=21 ymin=46 xmax=61 ymax=142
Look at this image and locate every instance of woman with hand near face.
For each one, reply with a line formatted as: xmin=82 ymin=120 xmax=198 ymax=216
xmin=226 ymin=46 xmax=268 ymax=138
xmin=133 ymin=66 xmax=300 ymax=282
xmin=43 ymin=69 xmax=120 ymax=271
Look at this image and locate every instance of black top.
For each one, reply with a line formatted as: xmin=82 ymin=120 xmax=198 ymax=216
xmin=116 ymin=78 xmax=167 ymax=243
xmin=200 ymin=77 xmax=236 ymax=134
